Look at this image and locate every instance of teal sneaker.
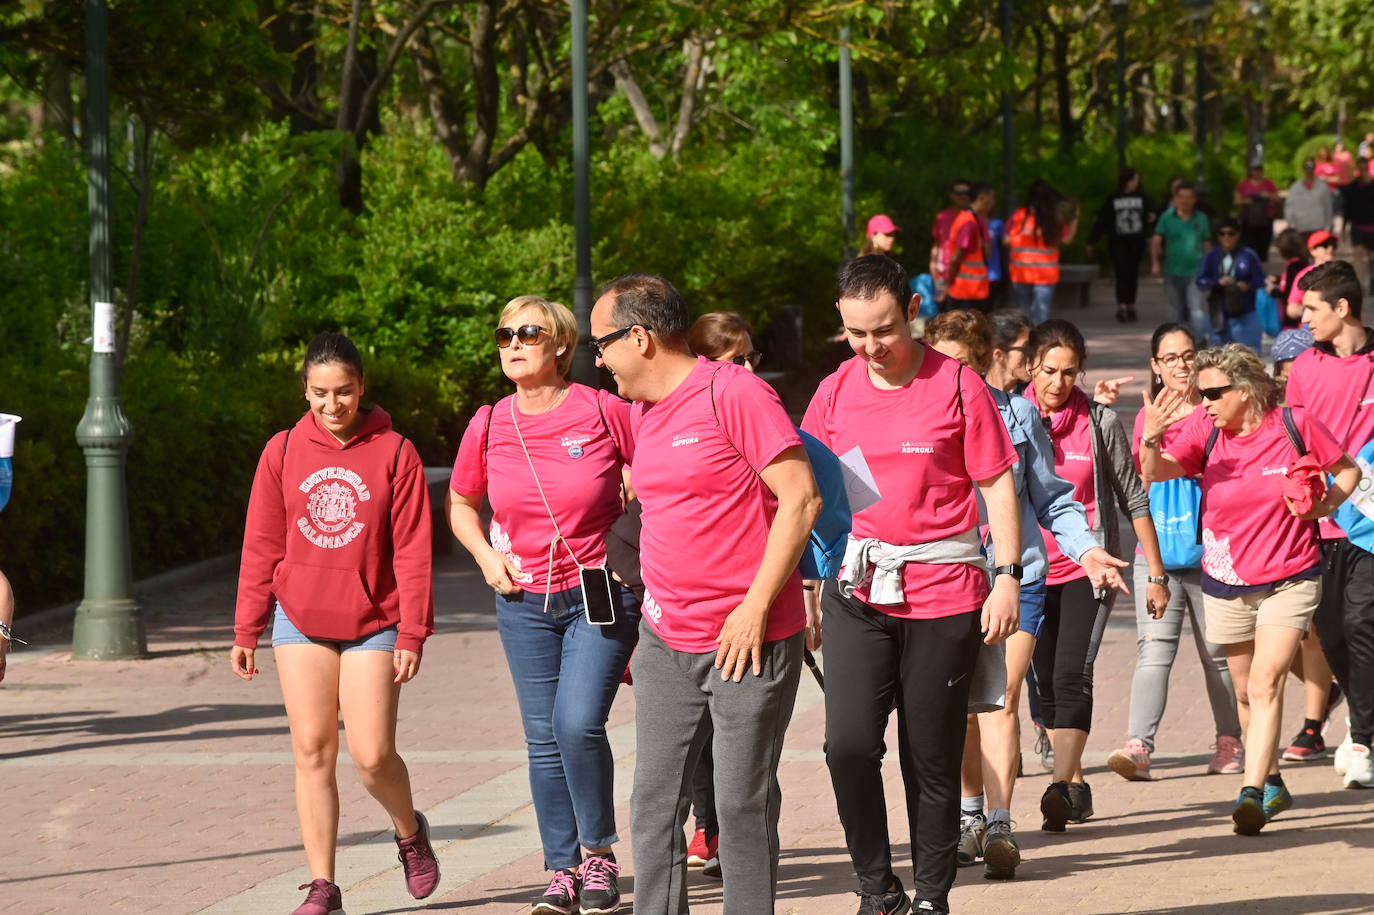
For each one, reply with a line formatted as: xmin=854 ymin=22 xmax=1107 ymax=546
xmin=1263 ymin=782 xmax=1293 ymax=821
xmin=1232 ymin=787 xmax=1267 ymax=835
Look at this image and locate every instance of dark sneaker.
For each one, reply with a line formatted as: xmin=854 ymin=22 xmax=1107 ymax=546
xmin=1233 ymin=787 xmax=1267 ymax=835
xmin=1263 ymin=782 xmax=1293 ymax=821
xmin=395 ymin=810 xmax=440 ymax=899
xmin=578 ymin=853 xmax=621 ymax=914
xmin=1282 ymin=725 xmax=1328 ymax=761
xmin=982 ymin=819 xmax=1020 ymax=879
xmin=1040 ymin=780 xmax=1072 ymax=832
xmin=856 ymin=875 xmax=912 ymax=915
xmin=532 ymin=868 xmax=579 ymax=915
xmin=913 ymin=901 xmax=949 ymax=914
xmin=956 ymin=813 xmax=985 ymax=866
xmin=700 ymin=832 xmax=722 ymax=879
xmin=1067 ymin=781 xmax=1094 ymax=823
xmin=292 ymin=878 xmax=343 ymax=915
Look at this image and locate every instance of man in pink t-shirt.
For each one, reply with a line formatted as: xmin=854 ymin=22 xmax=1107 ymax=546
xmin=590 ymin=273 xmax=821 ymax=914
xmin=802 ymin=254 xmax=1020 ymax=914
xmin=1291 ymin=260 xmax=1374 ymax=787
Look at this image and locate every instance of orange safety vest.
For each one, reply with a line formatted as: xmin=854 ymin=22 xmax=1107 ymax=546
xmin=1007 ymin=207 xmax=1060 ymax=285
xmin=946 ymin=209 xmax=989 ymax=299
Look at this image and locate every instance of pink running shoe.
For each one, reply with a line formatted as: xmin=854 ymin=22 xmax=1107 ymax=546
xmin=1107 ymin=738 xmax=1152 ymax=781
xmin=396 ymin=810 xmax=440 ymax=899
xmin=532 ymin=869 xmax=579 ymax=915
xmin=292 ymin=878 xmax=343 ymax=915
xmin=579 ymin=853 xmax=622 ymax=914
xmin=1208 ymin=735 xmax=1245 ymax=775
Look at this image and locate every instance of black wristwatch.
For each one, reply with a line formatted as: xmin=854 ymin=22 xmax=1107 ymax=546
xmin=1148 ymin=573 xmax=1170 ymax=586
xmin=994 ymin=563 xmax=1024 ymax=582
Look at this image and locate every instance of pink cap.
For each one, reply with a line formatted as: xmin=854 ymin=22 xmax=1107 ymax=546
xmin=866 ymin=213 xmax=900 ymax=237
xmin=1307 ymin=229 xmax=1337 ymax=249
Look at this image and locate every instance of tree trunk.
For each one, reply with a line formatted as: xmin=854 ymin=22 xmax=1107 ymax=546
xmin=1053 ymin=26 xmax=1074 ymax=154
xmin=1171 ymin=52 xmax=1186 ymax=133
xmin=457 ymin=0 xmax=500 ymax=187
xmin=410 ymin=27 xmax=470 ymax=182
xmin=258 ymin=1 xmax=319 ymax=133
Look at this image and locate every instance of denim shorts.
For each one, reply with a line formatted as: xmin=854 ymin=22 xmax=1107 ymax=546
xmin=1019 ymin=577 xmax=1049 ymax=638
xmin=270 ymin=604 xmax=398 ymax=652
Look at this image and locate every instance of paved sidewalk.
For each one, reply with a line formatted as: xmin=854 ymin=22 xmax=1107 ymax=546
xmin=4 ymin=280 xmax=1373 ymax=914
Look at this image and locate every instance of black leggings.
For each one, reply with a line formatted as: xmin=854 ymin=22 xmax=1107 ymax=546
xmin=1314 ymin=539 xmax=1374 ymax=747
xmin=821 ymin=587 xmax=981 ymax=910
xmin=1031 ymin=577 xmax=1109 ymax=732
xmin=1109 ymin=237 xmax=1146 ymax=306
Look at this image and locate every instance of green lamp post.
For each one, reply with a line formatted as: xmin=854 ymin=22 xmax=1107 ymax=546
xmin=72 ymin=0 xmax=145 ymax=660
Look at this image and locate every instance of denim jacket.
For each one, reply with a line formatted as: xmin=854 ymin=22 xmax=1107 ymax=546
xmin=981 ymin=385 xmax=1098 ymax=581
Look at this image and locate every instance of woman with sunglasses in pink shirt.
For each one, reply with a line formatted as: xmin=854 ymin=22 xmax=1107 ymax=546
xmin=448 ymin=296 xmax=639 ymax=915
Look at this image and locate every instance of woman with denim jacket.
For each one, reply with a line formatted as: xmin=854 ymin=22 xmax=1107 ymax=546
xmin=923 ymin=310 xmax=1129 ymax=878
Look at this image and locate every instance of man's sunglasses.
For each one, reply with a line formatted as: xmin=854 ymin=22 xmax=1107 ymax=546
xmin=495 ymin=324 xmax=548 ymax=347
xmin=591 ymin=324 xmax=652 ymax=358
xmin=732 ymin=351 xmax=763 ymax=369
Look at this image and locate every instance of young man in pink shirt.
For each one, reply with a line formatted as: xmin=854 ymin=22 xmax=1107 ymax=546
xmin=1290 ymin=260 xmax=1374 ymax=788
xmin=802 ymin=255 xmax=1021 ymax=915
xmin=590 ymin=273 xmax=822 ymax=914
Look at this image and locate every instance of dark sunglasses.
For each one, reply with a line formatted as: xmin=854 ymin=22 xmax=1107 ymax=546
xmin=495 ymin=324 xmax=548 ymax=347
xmin=590 ymin=324 xmax=651 ymax=358
xmin=732 ymin=351 xmax=763 ymax=369
xmin=1198 ymin=384 xmax=1234 ymax=401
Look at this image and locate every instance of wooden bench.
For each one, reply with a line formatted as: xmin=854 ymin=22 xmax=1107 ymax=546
xmin=1056 ymin=263 xmax=1099 ymax=309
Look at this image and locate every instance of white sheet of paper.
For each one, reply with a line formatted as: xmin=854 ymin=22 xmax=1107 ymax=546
xmin=838 ymin=446 xmax=882 ymax=513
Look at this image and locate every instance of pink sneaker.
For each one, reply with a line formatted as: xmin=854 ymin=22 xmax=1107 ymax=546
xmin=292 ymin=878 xmax=343 ymax=915
xmin=1107 ymin=738 xmax=1152 ymax=781
xmin=1208 ymin=735 xmax=1245 ymax=775
xmin=396 ymin=810 xmax=440 ymax=899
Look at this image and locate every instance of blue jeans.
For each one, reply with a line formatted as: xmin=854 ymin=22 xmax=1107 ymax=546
xmin=1163 ymin=275 xmax=1215 ymax=344
xmin=496 ymin=581 xmax=640 ymax=870
xmin=1013 ymin=282 xmax=1055 ymax=325
xmin=1216 ymin=308 xmax=1262 ymax=352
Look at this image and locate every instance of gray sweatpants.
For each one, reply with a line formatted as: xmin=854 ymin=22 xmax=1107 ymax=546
xmin=629 ymin=621 xmax=802 ymax=914
xmin=1126 ymin=556 xmax=1242 ymax=750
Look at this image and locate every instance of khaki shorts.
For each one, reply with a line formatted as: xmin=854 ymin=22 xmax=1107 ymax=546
xmin=1204 ymin=577 xmax=1321 ymax=645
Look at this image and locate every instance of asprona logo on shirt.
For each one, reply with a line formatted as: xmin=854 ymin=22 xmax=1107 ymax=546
xmin=642 ymin=590 xmax=662 ymax=623
xmin=671 ymin=434 xmax=700 ymax=448
xmin=1064 ymin=451 xmax=1091 ymax=463
xmin=297 ymin=467 xmax=370 ymax=549
xmin=900 ymin=441 xmax=934 ymax=454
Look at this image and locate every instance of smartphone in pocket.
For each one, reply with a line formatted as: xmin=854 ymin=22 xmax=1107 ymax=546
xmin=581 ymin=566 xmax=616 ymax=626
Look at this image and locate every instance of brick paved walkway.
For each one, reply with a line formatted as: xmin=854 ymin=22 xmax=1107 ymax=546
xmin=3 ymin=280 xmax=1372 ymax=914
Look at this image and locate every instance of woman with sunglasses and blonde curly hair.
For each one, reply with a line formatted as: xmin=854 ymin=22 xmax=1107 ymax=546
xmin=1140 ymin=343 xmax=1360 ymax=835
xmin=448 ymin=296 xmax=640 ymax=914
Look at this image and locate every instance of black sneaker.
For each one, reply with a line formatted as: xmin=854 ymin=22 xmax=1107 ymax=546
xmin=1067 ymin=781 xmax=1094 ymax=823
xmin=982 ymin=819 xmax=1020 ymax=879
xmin=912 ymin=901 xmax=949 ymax=914
xmin=532 ymin=868 xmax=579 ymax=915
xmin=1040 ymin=781 xmax=1072 ymax=832
xmin=578 ymin=854 xmax=621 ymax=915
xmin=856 ymin=876 xmax=912 ymax=915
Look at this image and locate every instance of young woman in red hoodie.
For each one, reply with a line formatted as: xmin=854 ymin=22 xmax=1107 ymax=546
xmin=231 ymin=333 xmax=438 ymax=915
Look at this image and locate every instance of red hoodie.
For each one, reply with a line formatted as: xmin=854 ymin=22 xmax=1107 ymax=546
xmin=234 ymin=407 xmax=434 ymax=653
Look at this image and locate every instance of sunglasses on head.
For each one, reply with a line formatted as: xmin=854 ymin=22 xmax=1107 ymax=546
xmin=1198 ymin=384 xmax=1234 ymax=401
xmin=495 ymin=324 xmax=547 ymax=347
xmin=731 ymin=351 xmax=763 ymax=369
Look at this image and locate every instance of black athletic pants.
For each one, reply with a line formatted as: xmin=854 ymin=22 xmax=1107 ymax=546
xmin=1031 ymin=577 xmax=1107 ymax=733
xmin=1109 ymin=237 xmax=1146 ymax=307
xmin=1314 ymin=539 xmax=1374 ymax=746
xmin=822 ymin=586 xmax=981 ymax=910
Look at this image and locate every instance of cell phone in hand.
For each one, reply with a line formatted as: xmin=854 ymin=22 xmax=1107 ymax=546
xmin=582 ymin=566 xmax=616 ymax=626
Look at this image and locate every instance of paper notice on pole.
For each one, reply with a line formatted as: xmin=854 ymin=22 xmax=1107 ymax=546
xmin=838 ymin=446 xmax=882 ymax=513
xmin=1350 ymin=455 xmax=1374 ymax=522
xmin=93 ymin=301 xmax=116 ymax=353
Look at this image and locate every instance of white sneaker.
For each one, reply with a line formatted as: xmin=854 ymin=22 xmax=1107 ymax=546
xmin=1335 ymin=720 xmax=1353 ymax=776
xmin=1343 ymin=743 xmax=1374 ymax=789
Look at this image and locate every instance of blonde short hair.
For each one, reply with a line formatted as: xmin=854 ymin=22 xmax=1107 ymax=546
xmin=499 ymin=295 xmax=579 ymax=378
xmin=1192 ymin=343 xmax=1280 ymax=424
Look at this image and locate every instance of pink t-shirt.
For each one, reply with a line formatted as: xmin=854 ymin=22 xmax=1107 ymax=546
xmin=629 ymin=358 xmax=804 ymax=653
xmin=1238 ymin=177 xmax=1279 ymax=198
xmin=1165 ymin=407 xmax=1342 ymax=586
xmin=1286 ymin=345 xmax=1374 ymax=537
xmin=802 ymin=349 xmax=1016 ymax=619
xmin=1336 ymin=150 xmax=1356 ymax=184
xmin=450 ymin=384 xmax=631 ymax=594
xmin=1287 ymin=264 xmax=1318 ymax=305
xmin=1039 ymin=401 xmax=1096 ymax=586
xmin=933 ymin=208 xmax=960 ymax=277
xmin=1316 ymin=161 xmax=1341 ymax=186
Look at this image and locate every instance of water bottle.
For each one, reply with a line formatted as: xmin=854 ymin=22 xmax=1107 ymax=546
xmin=0 ymin=414 xmax=21 ymax=514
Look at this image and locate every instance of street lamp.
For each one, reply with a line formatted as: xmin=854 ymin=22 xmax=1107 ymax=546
xmin=839 ymin=24 xmax=854 ymax=260
xmin=72 ymin=0 xmax=145 ymax=660
xmin=1186 ymin=0 xmax=1214 ymax=198
xmin=570 ymin=0 xmax=593 ymax=385
xmin=1110 ymin=0 xmax=1129 ymax=171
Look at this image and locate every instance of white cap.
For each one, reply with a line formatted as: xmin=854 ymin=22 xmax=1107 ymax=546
xmin=0 ymin=414 xmax=21 ymax=458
